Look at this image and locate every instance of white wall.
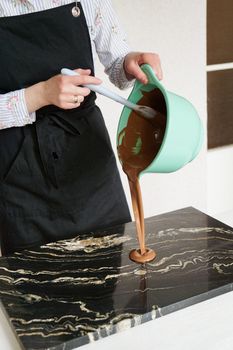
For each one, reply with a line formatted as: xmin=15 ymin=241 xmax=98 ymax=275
xmin=205 ymin=57 xmax=233 ymax=225
xmin=94 ymin=0 xmax=207 ymax=218
xmin=207 ymin=145 xmax=233 ymax=226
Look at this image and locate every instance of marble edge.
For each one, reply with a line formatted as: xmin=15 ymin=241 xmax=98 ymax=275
xmin=159 ymin=282 xmax=233 ymax=317
xmin=0 ymin=299 xmax=25 ymax=350
xmin=28 ymin=282 xmax=233 ymax=350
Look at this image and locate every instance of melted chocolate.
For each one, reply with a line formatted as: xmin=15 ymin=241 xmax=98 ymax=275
xmin=117 ymin=88 xmax=166 ymax=263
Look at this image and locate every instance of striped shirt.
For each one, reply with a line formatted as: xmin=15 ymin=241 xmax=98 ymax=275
xmin=0 ymin=0 xmax=133 ymax=130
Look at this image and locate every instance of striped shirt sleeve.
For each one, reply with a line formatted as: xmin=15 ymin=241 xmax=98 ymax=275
xmin=93 ymin=0 xmax=135 ymax=90
xmin=0 ymin=89 xmax=36 ymax=130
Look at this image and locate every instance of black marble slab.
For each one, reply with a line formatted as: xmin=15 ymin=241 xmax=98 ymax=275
xmin=0 ymin=207 xmax=233 ymax=350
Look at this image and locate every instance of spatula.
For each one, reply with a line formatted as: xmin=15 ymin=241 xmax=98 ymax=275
xmin=61 ymin=68 xmax=157 ymax=120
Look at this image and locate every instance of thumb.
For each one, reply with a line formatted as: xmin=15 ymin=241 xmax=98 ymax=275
xmin=74 ymin=68 xmax=91 ymax=76
xmin=128 ymin=62 xmax=148 ymax=84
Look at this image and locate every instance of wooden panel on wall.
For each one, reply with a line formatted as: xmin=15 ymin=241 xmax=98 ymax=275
xmin=208 ymin=69 xmax=233 ymax=149
xmin=207 ymin=0 xmax=233 ymax=65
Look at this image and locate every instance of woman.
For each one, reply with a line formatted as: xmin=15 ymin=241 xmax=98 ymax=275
xmin=0 ymin=0 xmax=162 ymax=256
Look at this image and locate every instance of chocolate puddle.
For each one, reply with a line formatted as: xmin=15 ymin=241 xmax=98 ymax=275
xmin=117 ymin=88 xmax=167 ymax=263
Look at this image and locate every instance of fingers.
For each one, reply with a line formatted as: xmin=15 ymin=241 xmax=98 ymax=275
xmin=73 ymin=95 xmax=84 ymax=104
xmin=65 ymin=89 xmax=89 ymax=108
xmin=61 ymin=95 xmax=85 ymax=109
xmin=70 ymin=95 xmax=84 ymax=106
xmin=72 ymin=74 xmax=102 ymax=86
xmin=128 ymin=61 xmax=148 ymax=84
xmin=64 ymin=74 xmax=102 ymax=88
xmin=63 ymin=68 xmax=102 ymax=86
xmin=58 ymin=67 xmax=100 ymax=109
xmin=73 ymin=68 xmax=91 ymax=76
xmin=124 ymin=52 xmax=163 ymax=84
xmin=72 ymin=86 xmax=91 ymax=97
xmin=62 ymin=91 xmax=87 ymax=109
xmin=62 ymin=102 xmax=81 ymax=110
xmin=142 ymin=53 xmax=163 ymax=80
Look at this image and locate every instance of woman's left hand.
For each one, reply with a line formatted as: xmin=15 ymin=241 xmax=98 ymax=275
xmin=124 ymin=51 xmax=163 ymax=84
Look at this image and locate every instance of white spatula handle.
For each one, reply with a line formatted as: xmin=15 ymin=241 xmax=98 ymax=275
xmin=61 ymin=68 xmax=138 ymax=111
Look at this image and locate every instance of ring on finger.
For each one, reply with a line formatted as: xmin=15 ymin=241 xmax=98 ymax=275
xmin=73 ymin=95 xmax=79 ymax=103
xmin=73 ymin=95 xmax=84 ymax=104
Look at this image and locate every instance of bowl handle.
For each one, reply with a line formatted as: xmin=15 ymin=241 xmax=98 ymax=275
xmin=135 ymin=64 xmax=163 ymax=89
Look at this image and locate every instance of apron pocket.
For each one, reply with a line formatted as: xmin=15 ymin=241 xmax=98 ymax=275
xmin=48 ymin=115 xmax=88 ymax=135
xmin=0 ymin=127 xmax=29 ymax=184
xmin=47 ymin=107 xmax=114 ymax=189
xmin=36 ymin=114 xmax=90 ymax=188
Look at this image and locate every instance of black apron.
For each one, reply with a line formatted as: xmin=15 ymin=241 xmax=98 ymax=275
xmin=0 ymin=2 xmax=131 ymax=256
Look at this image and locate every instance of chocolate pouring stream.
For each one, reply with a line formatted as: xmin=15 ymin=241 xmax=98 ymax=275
xmin=117 ymin=88 xmax=167 ymax=263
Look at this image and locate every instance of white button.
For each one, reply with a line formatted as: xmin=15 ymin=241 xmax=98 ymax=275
xmin=71 ymin=6 xmax=81 ymax=17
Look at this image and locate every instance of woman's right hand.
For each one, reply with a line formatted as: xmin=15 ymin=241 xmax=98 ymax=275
xmin=25 ymin=69 xmax=102 ymax=113
xmin=43 ymin=68 xmax=102 ymax=109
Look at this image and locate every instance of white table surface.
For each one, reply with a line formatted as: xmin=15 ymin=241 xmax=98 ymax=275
xmin=1 ymin=290 xmax=233 ymax=350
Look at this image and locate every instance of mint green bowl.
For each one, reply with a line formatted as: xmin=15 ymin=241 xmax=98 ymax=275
xmin=117 ymin=64 xmax=204 ymax=176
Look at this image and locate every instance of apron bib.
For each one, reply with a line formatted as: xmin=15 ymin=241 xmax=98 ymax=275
xmin=0 ymin=2 xmax=131 ymax=256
